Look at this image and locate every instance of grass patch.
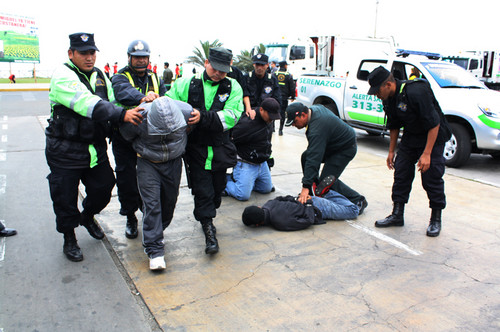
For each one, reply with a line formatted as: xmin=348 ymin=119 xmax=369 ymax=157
xmin=0 ymin=77 xmax=51 ymax=83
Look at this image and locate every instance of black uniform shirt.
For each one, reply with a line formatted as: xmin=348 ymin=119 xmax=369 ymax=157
xmin=384 ymin=80 xmax=441 ymax=147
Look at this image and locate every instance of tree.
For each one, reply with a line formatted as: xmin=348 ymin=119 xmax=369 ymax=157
xmin=185 ymin=39 xmax=223 ymax=68
xmin=233 ymin=44 xmax=266 ymax=73
xmin=233 ymin=50 xmax=253 ymax=73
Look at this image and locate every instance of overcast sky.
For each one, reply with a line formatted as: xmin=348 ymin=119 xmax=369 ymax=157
xmin=2 ymin=0 xmax=500 ymax=76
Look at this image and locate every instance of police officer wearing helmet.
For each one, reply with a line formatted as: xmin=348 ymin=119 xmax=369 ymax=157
xmin=275 ymin=60 xmax=296 ymax=135
xmin=46 ymin=33 xmax=143 ymax=262
xmin=111 ymin=40 xmax=166 ymax=239
xmin=167 ymin=47 xmax=244 ymax=255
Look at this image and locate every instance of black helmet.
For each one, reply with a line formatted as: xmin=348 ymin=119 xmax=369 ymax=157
xmin=127 ymin=40 xmax=151 ymax=56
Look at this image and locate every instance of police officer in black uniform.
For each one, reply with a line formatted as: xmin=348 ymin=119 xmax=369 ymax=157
xmin=367 ymin=66 xmax=451 ymax=237
xmin=246 ymin=53 xmax=282 ymax=112
xmin=275 ymin=61 xmax=295 ymax=135
xmin=111 ymin=40 xmax=166 ymax=239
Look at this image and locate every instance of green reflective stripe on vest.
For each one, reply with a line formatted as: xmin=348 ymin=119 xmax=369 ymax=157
xmin=89 ymin=144 xmax=98 ymax=168
xmin=205 ymin=146 xmax=214 ymax=170
xmin=123 ymin=71 xmax=160 ymax=94
xmin=151 ymin=72 xmax=159 ymax=94
xmin=117 ymin=71 xmax=160 ymax=110
xmin=400 ymin=83 xmax=406 ymax=94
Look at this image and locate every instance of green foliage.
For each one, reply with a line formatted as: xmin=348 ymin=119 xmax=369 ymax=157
xmin=233 ymin=50 xmax=253 ymax=73
xmin=185 ymin=40 xmax=267 ymax=74
xmin=0 ymin=77 xmax=50 ymax=83
xmin=185 ymin=40 xmax=223 ymax=68
xmin=233 ymin=44 xmax=266 ymax=73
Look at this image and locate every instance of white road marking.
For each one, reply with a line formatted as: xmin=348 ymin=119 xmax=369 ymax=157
xmin=0 ymin=175 xmax=5 ymax=194
xmin=347 ymin=220 xmax=423 ymax=256
xmin=0 ymin=237 xmax=5 ymax=262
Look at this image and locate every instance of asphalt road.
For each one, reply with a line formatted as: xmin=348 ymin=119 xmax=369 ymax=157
xmin=0 ymin=91 xmax=159 ymax=331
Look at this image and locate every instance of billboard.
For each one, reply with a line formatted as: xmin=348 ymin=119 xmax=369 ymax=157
xmin=0 ymin=12 xmax=39 ymax=63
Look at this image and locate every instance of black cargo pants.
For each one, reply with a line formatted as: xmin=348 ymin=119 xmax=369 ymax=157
xmin=47 ymin=162 xmax=115 ymax=233
xmin=111 ymin=131 xmax=141 ymax=216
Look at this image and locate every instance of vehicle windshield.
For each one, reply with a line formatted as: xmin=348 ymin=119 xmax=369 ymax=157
xmin=422 ymin=62 xmax=485 ymax=89
xmin=265 ymin=45 xmax=287 ymax=62
xmin=443 ymin=58 xmax=469 ymax=70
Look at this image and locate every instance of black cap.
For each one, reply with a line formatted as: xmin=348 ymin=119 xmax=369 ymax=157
xmin=279 ymin=61 xmax=287 ymax=67
xmin=285 ymin=102 xmax=308 ymax=126
xmin=208 ymin=47 xmax=232 ymax=73
xmin=260 ymin=98 xmax=281 ymax=121
xmin=367 ymin=66 xmax=390 ymax=95
xmin=252 ymin=53 xmax=269 ymax=65
xmin=69 ymin=33 xmax=99 ymax=52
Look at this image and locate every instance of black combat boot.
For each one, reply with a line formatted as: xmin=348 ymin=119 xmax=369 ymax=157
xmin=63 ymin=229 xmax=83 ymax=262
xmin=375 ymin=202 xmax=405 ymax=227
xmin=426 ymin=209 xmax=442 ymax=237
xmin=80 ymin=212 xmax=104 ymax=240
xmin=125 ymin=213 xmax=138 ymax=239
xmin=201 ymin=220 xmax=219 ymax=254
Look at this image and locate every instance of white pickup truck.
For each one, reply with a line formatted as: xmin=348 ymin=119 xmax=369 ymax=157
xmin=296 ymin=51 xmax=500 ymax=167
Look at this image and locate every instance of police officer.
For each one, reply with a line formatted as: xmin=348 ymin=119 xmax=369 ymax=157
xmin=46 ymin=33 xmax=142 ymax=262
xmin=367 ymin=66 xmax=451 ymax=237
xmin=275 ymin=61 xmax=295 ymax=135
xmin=167 ymin=47 xmax=244 ymax=255
xmin=111 ymin=40 xmax=166 ymax=239
xmin=246 ymin=53 xmax=282 ymax=111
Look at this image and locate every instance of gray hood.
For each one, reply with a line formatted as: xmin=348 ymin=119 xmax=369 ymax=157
xmin=146 ymin=97 xmax=193 ymax=135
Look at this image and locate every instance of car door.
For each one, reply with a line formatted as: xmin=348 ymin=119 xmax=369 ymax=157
xmin=343 ymin=60 xmax=386 ymax=126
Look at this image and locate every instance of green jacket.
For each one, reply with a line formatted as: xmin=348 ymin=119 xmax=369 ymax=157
xmin=167 ymin=72 xmax=243 ymax=170
xmin=303 ymin=105 xmax=356 ymax=187
xmin=46 ymin=61 xmax=125 ymax=169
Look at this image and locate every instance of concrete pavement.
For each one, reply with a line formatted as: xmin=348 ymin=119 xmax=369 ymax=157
xmin=100 ymin=130 xmax=500 ymax=331
xmin=4 ymin=84 xmax=500 ymax=331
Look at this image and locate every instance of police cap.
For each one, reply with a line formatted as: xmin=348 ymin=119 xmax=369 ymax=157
xmin=69 ymin=33 xmax=99 ymax=52
xmin=208 ymin=47 xmax=232 ymax=73
xmin=367 ymin=66 xmax=390 ymax=95
xmin=279 ymin=61 xmax=287 ymax=67
xmin=252 ymin=53 xmax=269 ymax=65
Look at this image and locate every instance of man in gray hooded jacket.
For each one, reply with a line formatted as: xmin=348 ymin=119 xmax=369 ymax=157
xmin=120 ymin=97 xmax=198 ymax=270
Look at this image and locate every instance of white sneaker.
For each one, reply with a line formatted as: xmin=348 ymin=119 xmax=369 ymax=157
xmin=149 ymin=256 xmax=166 ymax=270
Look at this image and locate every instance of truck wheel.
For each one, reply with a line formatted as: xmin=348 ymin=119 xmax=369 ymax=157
xmin=324 ymin=103 xmax=339 ymax=117
xmin=443 ymin=123 xmax=471 ymax=168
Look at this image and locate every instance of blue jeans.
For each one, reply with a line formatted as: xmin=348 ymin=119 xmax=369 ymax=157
xmin=311 ymin=190 xmax=359 ymax=220
xmin=225 ymin=160 xmax=273 ymax=201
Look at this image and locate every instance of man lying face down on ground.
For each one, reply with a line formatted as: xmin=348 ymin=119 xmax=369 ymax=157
xmin=242 ymin=178 xmax=359 ymax=231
